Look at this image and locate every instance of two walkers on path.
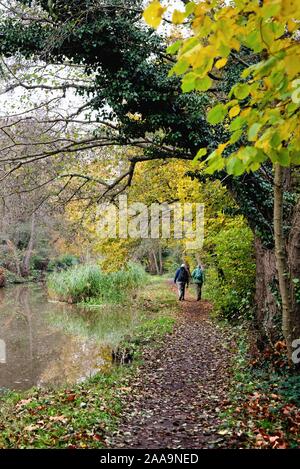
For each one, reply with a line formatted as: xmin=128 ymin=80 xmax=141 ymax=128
xmin=174 ymin=263 xmax=204 ymax=301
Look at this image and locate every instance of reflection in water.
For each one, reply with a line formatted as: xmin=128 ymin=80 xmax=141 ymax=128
xmin=0 ymin=284 xmax=138 ymax=391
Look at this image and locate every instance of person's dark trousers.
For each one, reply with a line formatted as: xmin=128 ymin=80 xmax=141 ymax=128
xmin=177 ymin=281 xmax=186 ymax=300
xmin=195 ymin=283 xmax=202 ymax=301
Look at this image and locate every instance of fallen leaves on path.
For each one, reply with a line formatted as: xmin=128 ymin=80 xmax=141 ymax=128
xmin=107 ymin=287 xmax=233 ymax=449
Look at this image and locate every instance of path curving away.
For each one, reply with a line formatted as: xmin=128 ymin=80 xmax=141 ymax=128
xmin=107 ymin=284 xmax=233 ymax=449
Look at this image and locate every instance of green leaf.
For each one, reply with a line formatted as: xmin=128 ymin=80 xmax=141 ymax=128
xmin=271 ymin=21 xmax=285 ymax=40
xmin=291 ymin=151 xmax=300 ymax=165
xmin=254 ymin=56 xmax=278 ymax=78
xmin=207 ymin=104 xmax=227 ymax=125
xmin=291 ymin=87 xmax=300 ymax=104
xmin=167 ymin=40 xmax=182 ymax=55
xmin=230 ymin=129 xmax=243 ymax=144
xmin=287 ymin=102 xmax=299 ymax=115
xmin=241 ymin=67 xmax=252 ymax=79
xmin=227 ymin=157 xmax=246 ymax=176
xmin=180 ymin=37 xmax=199 ymax=55
xmin=254 ymin=149 xmax=268 ymax=164
xmin=269 ymin=71 xmax=285 ymax=88
xmin=248 ymin=161 xmax=260 ymax=171
xmin=225 ymin=99 xmax=238 ymax=109
xmin=185 ymin=2 xmax=195 ymax=16
xmin=195 ymin=75 xmax=212 ymax=91
xmin=230 ymin=116 xmax=246 ymax=131
xmin=181 ymin=72 xmax=196 ymax=92
xmin=204 ymin=151 xmax=225 ymax=173
xmin=248 ymin=123 xmax=262 ymax=141
xmin=205 ymin=159 xmax=225 ymax=174
xmin=193 ymin=147 xmax=207 ymax=163
xmin=269 ymin=150 xmax=279 ymax=164
xmin=269 ymin=149 xmax=290 ymax=166
xmin=170 ymin=58 xmax=189 ymax=76
xmin=270 ymin=131 xmax=282 ymax=149
xmin=239 ymin=146 xmax=258 ymax=163
xmin=243 ymin=30 xmax=263 ymax=53
xmin=261 ymin=2 xmax=281 ymax=18
xmin=218 ymin=42 xmax=231 ymax=57
xmin=233 ymin=83 xmax=250 ymax=100
xmin=277 ymin=148 xmax=290 ymax=166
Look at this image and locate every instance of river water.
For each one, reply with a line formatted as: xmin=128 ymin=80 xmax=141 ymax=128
xmin=0 ymin=284 xmax=138 ymax=391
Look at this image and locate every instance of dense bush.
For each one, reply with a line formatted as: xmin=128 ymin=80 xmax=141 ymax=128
xmin=0 ymin=267 xmax=23 ymax=285
xmin=204 ymin=218 xmax=256 ymax=320
xmin=47 ymin=262 xmax=147 ymax=304
xmin=47 ymin=254 xmax=79 ymax=272
xmin=30 ymin=255 xmax=49 ymax=271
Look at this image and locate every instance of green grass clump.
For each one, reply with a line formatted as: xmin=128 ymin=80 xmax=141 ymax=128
xmin=47 ymin=262 xmax=147 ymax=304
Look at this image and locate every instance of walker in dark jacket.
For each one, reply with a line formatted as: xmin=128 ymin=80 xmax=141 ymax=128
xmin=174 ymin=264 xmax=189 ymax=301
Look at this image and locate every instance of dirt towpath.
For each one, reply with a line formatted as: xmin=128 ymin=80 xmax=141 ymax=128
xmin=108 ymin=284 xmax=232 ymax=449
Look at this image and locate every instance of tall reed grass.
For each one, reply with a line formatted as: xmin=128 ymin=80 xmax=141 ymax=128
xmin=47 ymin=262 xmax=147 ymax=304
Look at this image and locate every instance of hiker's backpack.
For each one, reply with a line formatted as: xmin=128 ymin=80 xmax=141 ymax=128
xmin=194 ymin=268 xmax=203 ymax=283
xmin=177 ymin=267 xmax=189 ymax=282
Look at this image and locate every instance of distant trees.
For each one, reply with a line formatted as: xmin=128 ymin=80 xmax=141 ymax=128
xmin=0 ymin=116 xmax=70 ymax=276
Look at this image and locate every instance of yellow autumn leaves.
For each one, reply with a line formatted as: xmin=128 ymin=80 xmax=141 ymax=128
xmin=143 ymin=1 xmax=166 ymax=28
xmin=144 ymin=0 xmax=300 ymax=29
xmin=143 ymin=0 xmax=300 ymax=176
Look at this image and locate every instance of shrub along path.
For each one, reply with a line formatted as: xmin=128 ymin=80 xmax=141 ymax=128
xmin=107 ymin=283 xmax=233 ymax=449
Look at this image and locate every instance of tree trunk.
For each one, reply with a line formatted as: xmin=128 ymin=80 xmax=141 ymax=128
xmin=274 ymin=164 xmax=294 ymax=360
xmin=6 ymin=239 xmax=22 ymax=277
xmin=254 ymin=236 xmax=279 ymax=345
xmin=148 ymin=251 xmax=155 ymax=274
xmin=152 ymin=249 xmax=160 ymax=276
xmin=288 ymin=197 xmax=300 ymax=356
xmin=22 ymin=213 xmax=36 ymax=277
xmin=158 ymin=244 xmax=163 ymax=275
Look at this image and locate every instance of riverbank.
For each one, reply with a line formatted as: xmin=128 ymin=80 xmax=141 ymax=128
xmin=0 ymin=279 xmax=178 ymax=448
xmin=0 ymin=267 xmax=34 ymax=286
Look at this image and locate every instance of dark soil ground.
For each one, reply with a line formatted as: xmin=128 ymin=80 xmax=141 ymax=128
xmin=108 ymin=284 xmax=233 ymax=449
